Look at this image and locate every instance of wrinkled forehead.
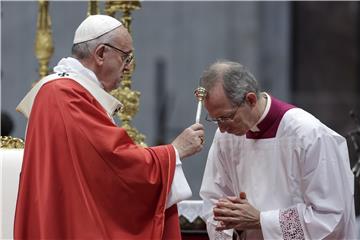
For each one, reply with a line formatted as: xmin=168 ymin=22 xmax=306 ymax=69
xmin=204 ymin=82 xmax=233 ymax=110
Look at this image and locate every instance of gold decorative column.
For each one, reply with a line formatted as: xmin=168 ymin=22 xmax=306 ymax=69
xmin=87 ymin=0 xmax=99 ymax=16
xmin=105 ymin=1 xmax=146 ymax=146
xmin=34 ymin=0 xmax=54 ymax=79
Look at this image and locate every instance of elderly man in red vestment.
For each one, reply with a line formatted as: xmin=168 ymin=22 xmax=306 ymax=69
xmin=15 ymin=15 xmax=205 ymax=239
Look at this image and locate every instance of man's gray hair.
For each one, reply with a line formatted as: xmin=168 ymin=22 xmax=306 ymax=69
xmin=200 ymin=60 xmax=260 ymax=106
xmin=71 ymin=29 xmax=118 ymax=60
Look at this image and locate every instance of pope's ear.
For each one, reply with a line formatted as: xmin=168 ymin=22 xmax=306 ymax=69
xmin=93 ymin=44 xmax=105 ymax=65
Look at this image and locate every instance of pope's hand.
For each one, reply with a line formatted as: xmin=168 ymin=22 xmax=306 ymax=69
xmin=172 ymin=123 xmax=205 ymax=159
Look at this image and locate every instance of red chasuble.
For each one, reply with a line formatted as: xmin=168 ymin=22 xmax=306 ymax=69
xmin=14 ymin=79 xmax=181 ymax=239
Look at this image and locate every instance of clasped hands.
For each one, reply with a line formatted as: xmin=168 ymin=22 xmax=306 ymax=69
xmin=213 ymin=192 xmax=261 ymax=231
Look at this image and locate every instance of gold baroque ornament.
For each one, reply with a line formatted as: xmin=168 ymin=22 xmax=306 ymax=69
xmin=105 ymin=0 xmax=146 ymax=146
xmin=87 ymin=0 xmax=99 ymax=16
xmin=35 ymin=0 xmax=54 ymax=79
xmin=0 ymin=136 xmax=25 ymax=149
xmin=111 ymin=85 xmax=146 ymax=147
xmin=105 ymin=1 xmax=141 ymax=33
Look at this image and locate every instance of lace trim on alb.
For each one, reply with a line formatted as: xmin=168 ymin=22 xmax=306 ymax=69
xmin=214 ymin=230 xmax=231 ymax=240
xmin=279 ymin=207 xmax=305 ymax=240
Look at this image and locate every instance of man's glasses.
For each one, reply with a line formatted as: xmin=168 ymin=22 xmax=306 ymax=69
xmin=205 ymin=105 xmax=241 ymax=124
xmin=205 ymin=92 xmax=250 ymax=124
xmin=103 ymin=43 xmax=133 ymax=65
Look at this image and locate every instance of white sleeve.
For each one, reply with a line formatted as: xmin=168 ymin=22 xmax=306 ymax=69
xmin=200 ymin=134 xmax=235 ymax=240
xmin=166 ymin=146 xmax=192 ymax=209
xmin=260 ymin=133 xmax=357 ymax=239
xmin=260 ymin=209 xmax=282 ymax=239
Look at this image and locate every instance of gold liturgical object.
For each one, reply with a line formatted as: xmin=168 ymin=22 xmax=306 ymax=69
xmin=34 ymin=0 xmax=54 ymax=79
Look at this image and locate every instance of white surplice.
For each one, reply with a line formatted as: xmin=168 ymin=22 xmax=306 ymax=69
xmin=200 ymin=94 xmax=357 ymax=239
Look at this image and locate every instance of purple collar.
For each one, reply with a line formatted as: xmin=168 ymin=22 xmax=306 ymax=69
xmin=246 ymin=96 xmax=295 ymax=139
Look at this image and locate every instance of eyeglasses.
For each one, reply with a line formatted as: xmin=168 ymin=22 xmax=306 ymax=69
xmin=205 ymin=105 xmax=241 ymax=124
xmin=205 ymin=92 xmax=251 ymax=124
xmin=103 ymin=43 xmax=133 ymax=65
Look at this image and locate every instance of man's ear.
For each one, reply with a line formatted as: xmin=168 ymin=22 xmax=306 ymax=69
xmin=245 ymin=92 xmax=257 ymax=107
xmin=93 ymin=44 xmax=105 ymax=66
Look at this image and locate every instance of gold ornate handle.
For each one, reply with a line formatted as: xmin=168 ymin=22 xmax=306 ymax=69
xmin=34 ymin=0 xmax=54 ymax=80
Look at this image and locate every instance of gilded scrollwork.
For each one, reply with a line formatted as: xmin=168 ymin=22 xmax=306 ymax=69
xmin=87 ymin=0 xmax=99 ymax=16
xmin=35 ymin=0 xmax=54 ymax=79
xmin=0 ymin=136 xmax=25 ymax=149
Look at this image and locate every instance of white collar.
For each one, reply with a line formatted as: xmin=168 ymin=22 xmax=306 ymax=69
xmin=54 ymin=57 xmax=102 ymax=88
xmin=17 ymin=57 xmax=123 ymax=119
xmin=250 ymin=92 xmax=271 ymax=132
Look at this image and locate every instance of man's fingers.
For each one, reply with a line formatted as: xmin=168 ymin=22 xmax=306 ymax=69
xmin=171 ymin=122 xmax=206 ymax=159
xmin=199 ymin=135 xmax=205 ymax=145
xmin=188 ymin=123 xmax=205 ymax=144
xmin=190 ymin=123 xmax=205 ymax=131
xmin=226 ymin=196 xmax=247 ymax=204
xmin=213 ymin=207 xmax=239 ymax=217
xmin=214 ymin=218 xmax=237 ymax=231
xmin=217 ymin=199 xmax=246 ymax=209
xmin=239 ymin=192 xmax=247 ymax=199
xmin=218 ymin=198 xmax=232 ymax=203
xmin=214 ymin=216 xmax=239 ymax=223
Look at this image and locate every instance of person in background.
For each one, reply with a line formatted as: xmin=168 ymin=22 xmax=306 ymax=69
xmin=199 ymin=60 xmax=356 ymax=239
xmin=15 ymin=15 xmax=205 ymax=240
